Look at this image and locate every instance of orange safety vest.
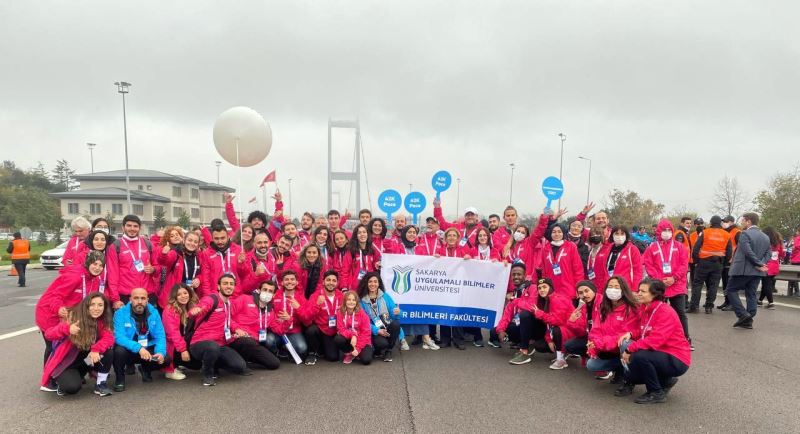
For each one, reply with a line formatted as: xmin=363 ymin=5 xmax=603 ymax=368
xmin=698 ymin=228 xmax=731 ymax=259
xmin=675 ymin=227 xmax=692 ymax=263
xmin=11 ymin=239 xmax=31 ymax=260
xmin=728 ymin=226 xmax=741 ymax=251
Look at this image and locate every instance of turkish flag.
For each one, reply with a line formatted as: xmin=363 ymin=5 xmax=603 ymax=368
xmin=260 ymin=170 xmax=276 ymax=187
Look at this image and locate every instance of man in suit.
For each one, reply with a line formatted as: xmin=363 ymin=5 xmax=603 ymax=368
xmin=727 ymin=212 xmax=771 ymax=329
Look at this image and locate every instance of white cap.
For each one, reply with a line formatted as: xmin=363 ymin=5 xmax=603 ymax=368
xmin=463 ymin=206 xmax=478 ymax=216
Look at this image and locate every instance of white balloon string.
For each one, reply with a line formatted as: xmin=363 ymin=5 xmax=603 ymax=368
xmin=235 ymin=138 xmax=243 ymax=244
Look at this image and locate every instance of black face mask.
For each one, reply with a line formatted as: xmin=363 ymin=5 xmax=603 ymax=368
xmin=589 ymin=236 xmax=603 ymax=244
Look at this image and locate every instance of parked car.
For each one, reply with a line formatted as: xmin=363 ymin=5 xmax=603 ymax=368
xmin=40 ymin=240 xmax=69 ymax=270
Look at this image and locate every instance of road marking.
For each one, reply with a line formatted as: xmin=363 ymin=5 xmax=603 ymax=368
xmin=0 ymin=326 xmax=38 ymax=341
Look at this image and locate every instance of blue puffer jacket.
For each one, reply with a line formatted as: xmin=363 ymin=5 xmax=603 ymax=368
xmin=360 ymin=290 xmax=403 ymax=336
xmin=114 ymin=302 xmax=167 ymax=356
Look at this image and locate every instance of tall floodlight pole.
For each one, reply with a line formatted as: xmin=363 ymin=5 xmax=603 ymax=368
xmin=509 ymin=163 xmax=515 ymax=205
xmin=86 ymin=143 xmax=96 ymax=173
xmin=288 ymin=178 xmax=293 ymax=218
xmin=578 ymin=156 xmax=592 ymax=204
xmin=456 ymin=178 xmax=462 ymax=214
xmin=115 ymin=81 xmax=132 ymax=214
xmin=557 ymin=133 xmax=566 ymax=210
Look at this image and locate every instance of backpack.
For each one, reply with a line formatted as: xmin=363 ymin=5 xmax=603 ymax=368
xmin=183 ymin=294 xmax=218 ymax=347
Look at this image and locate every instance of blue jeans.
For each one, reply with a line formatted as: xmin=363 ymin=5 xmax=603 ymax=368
xmin=727 ymin=275 xmax=761 ymax=319
xmin=266 ymin=332 xmax=308 ymax=359
xmin=586 ymin=339 xmax=630 ymax=372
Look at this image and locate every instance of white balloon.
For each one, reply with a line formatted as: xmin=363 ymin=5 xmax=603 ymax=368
xmin=213 ymin=106 xmax=272 ymax=167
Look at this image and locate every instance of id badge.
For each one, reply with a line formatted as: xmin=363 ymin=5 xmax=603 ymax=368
xmin=374 ymin=317 xmax=385 ymax=329
xmin=662 ymin=262 xmax=672 ymax=274
xmin=552 ymin=263 xmax=562 ymax=276
xmin=224 ymin=327 xmax=232 ymax=341
xmin=258 ymin=329 xmax=267 ymax=342
xmin=358 ymin=269 xmax=366 ymax=280
xmin=587 ymin=270 xmax=596 ymax=280
xmin=771 ymin=251 xmax=779 ymax=261
xmin=84 ymin=355 xmax=94 ymax=366
xmin=133 ymin=259 xmax=145 ymax=272
xmin=328 ymin=316 xmax=337 ymax=328
xmin=184 ymin=279 xmax=193 ymax=286
xmin=459 ymin=237 xmax=468 ymax=247
xmin=137 ymin=336 xmax=149 ymax=347
xmin=513 ymin=314 xmax=521 ymax=326
xmin=99 ymin=283 xmax=105 ymax=294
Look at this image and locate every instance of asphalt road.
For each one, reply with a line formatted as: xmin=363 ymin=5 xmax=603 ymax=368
xmin=2 ymin=269 xmax=800 ymax=433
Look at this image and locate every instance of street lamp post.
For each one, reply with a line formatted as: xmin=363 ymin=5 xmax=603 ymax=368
xmin=115 ymin=81 xmax=132 ymax=214
xmin=215 ymin=161 xmax=222 ymax=184
xmin=578 ymin=156 xmax=592 ymax=204
xmin=288 ymin=178 xmax=293 ymax=217
xmin=557 ymin=133 xmax=566 ymax=210
xmin=456 ymin=178 xmax=461 ymax=214
xmin=86 ymin=143 xmax=96 ymax=173
xmin=509 ymin=163 xmax=515 ymax=205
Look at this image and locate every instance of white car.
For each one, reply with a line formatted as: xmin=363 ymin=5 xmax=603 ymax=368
xmin=40 ymin=240 xmax=69 ymax=270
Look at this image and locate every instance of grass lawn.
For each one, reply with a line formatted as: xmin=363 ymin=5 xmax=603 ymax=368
xmin=0 ymin=241 xmax=60 ymax=266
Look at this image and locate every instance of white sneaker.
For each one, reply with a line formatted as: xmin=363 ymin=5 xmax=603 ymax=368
xmin=165 ymin=371 xmax=186 ymax=381
xmin=422 ymin=340 xmax=440 ymax=350
xmin=549 ymin=359 xmax=568 ymax=370
xmin=400 ymin=339 xmax=410 ymax=351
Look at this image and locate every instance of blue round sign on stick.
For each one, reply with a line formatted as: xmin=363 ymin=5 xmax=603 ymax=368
xmin=404 ymin=192 xmax=427 ymax=225
xmin=431 ymin=170 xmax=452 ymax=199
xmin=378 ymin=189 xmax=403 ymax=224
xmin=541 ymin=176 xmax=564 ymax=210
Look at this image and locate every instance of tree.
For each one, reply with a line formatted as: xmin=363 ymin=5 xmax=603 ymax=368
xmin=36 ymin=230 xmax=49 ymax=245
xmin=177 ymin=210 xmax=191 ymax=229
xmin=50 ymin=159 xmax=76 ymax=191
xmin=662 ymin=205 xmax=698 ymax=229
xmin=604 ymin=189 xmax=665 ymax=227
xmin=0 ymin=185 xmax=63 ymax=229
xmin=153 ymin=207 xmax=167 ymax=229
xmin=104 ymin=210 xmax=116 ymax=232
xmin=754 ymin=167 xmax=800 ymax=238
xmin=710 ymin=175 xmax=749 ymax=218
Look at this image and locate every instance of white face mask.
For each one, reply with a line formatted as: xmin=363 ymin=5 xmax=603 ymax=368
xmin=613 ymin=235 xmax=626 ymax=246
xmin=606 ymin=287 xmax=622 ymax=301
xmin=722 ymin=222 xmax=731 ymax=229
xmin=513 ymin=232 xmax=525 ymax=242
xmin=259 ymin=291 xmax=273 ymax=303
xmin=551 ymin=239 xmax=564 ymax=246
xmin=97 ymin=227 xmax=109 ymax=235
xmin=661 ymin=231 xmax=672 ymax=241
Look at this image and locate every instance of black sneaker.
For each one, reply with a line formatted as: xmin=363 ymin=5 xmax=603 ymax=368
xmin=733 ymin=315 xmax=753 ymax=329
xmin=610 ymin=370 xmax=624 ymax=384
xmin=383 ymin=350 xmax=393 ymax=362
xmin=202 ymin=376 xmax=216 ymax=386
xmin=716 ymin=303 xmax=728 ymax=310
xmin=686 ymin=307 xmax=698 ymax=314
xmin=113 ymin=379 xmax=125 ymax=392
xmin=56 ymin=386 xmax=65 ymax=396
xmin=614 ymin=382 xmax=635 ymax=397
xmin=453 ymin=342 xmax=466 ymax=350
xmin=138 ymin=365 xmax=153 ymax=383
xmin=663 ymin=377 xmax=679 ymax=395
xmin=304 ymin=354 xmax=318 ymax=366
xmin=720 ymin=305 xmax=734 ymax=312
xmin=487 ymin=340 xmax=502 ymax=348
xmin=766 ymin=303 xmax=776 ymax=310
xmin=704 ymin=307 xmax=713 ymax=314
xmin=94 ymin=381 xmax=112 ymax=397
xmin=635 ymin=390 xmax=667 ymax=404
xmin=472 ymin=340 xmax=484 ymax=348
xmin=756 ymin=300 xmax=763 ymax=306
xmin=40 ymin=379 xmax=58 ymax=392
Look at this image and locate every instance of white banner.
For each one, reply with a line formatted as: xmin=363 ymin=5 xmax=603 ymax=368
xmin=380 ymin=254 xmax=511 ymax=328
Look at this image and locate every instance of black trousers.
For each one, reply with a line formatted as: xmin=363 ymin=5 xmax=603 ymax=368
xmin=372 ymin=321 xmax=401 ymax=353
xmin=439 ymin=325 xmax=465 ymax=346
xmin=113 ymin=344 xmax=170 ymax=381
xmin=13 ymin=260 xmax=28 ymax=286
xmin=759 ymin=275 xmax=776 ymax=303
xmin=304 ymin=324 xmax=340 ymax=362
xmin=667 ymin=294 xmax=690 ymax=339
xmin=333 ymin=335 xmax=374 ymax=365
xmin=500 ymin=311 xmax=546 ymax=349
xmin=690 ymin=258 xmax=723 ymax=308
xmin=189 ymin=341 xmax=248 ymax=378
xmin=463 ymin=327 xmax=484 ymax=342
xmin=56 ymin=349 xmax=113 ymax=394
xmin=228 ymin=337 xmax=280 ymax=370
xmin=626 ymin=350 xmax=689 ymax=393
xmin=564 ymin=336 xmax=588 ymax=357
xmin=42 ymin=335 xmax=53 ymax=366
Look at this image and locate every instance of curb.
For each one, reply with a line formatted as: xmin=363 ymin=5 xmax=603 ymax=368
xmin=0 ymin=264 xmax=45 ymax=272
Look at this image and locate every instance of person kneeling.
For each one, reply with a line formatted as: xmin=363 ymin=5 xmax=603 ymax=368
xmin=228 ymin=280 xmax=281 ymax=370
xmin=113 ymin=288 xmax=169 ymax=392
xmin=562 ymin=281 xmax=598 ymax=366
xmin=302 ymin=270 xmax=344 ymax=364
xmin=359 ymin=272 xmax=402 ymax=362
xmin=495 ymin=276 xmax=545 ymax=365
xmin=619 ymin=280 xmax=691 ymax=404
xmin=40 ymin=293 xmax=114 ymax=397
xmin=266 ymin=270 xmax=309 ymax=363
xmin=334 ymin=291 xmax=374 ymax=365
xmin=585 ymin=277 xmax=639 ymax=385
xmin=528 ymin=278 xmax=575 ymax=370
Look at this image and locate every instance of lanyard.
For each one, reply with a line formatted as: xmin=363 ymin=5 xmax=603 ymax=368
xmin=588 ymin=248 xmax=599 ymax=271
xmin=184 ymin=255 xmax=199 ymax=280
xmin=258 ymin=307 xmax=268 ymax=331
xmin=424 ymin=236 xmax=438 ymax=256
xmin=359 ymin=251 xmax=369 ymax=270
xmin=478 ymin=245 xmax=491 ymax=260
xmin=218 ymin=250 xmax=231 ymax=273
xmin=81 ymin=275 xmax=87 ymax=298
xmin=547 ymin=247 xmax=567 ymax=265
xmin=125 ymin=238 xmax=143 ymax=262
xmin=223 ymin=299 xmax=231 ymax=330
xmin=345 ymin=311 xmax=356 ymax=331
xmin=641 ymin=302 xmax=663 ymax=339
xmin=324 ymin=294 xmax=338 ymax=316
xmin=282 ymin=294 xmax=294 ymax=320
xmin=319 ymin=245 xmax=328 ymax=259
xmin=372 ymin=240 xmax=384 ymax=253
xmin=463 ymin=227 xmax=477 ymax=241
xmin=656 ymin=241 xmax=675 ymax=265
xmin=445 ymin=246 xmax=458 ymax=257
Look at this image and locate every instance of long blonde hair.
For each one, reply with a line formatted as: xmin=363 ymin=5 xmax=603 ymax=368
xmin=68 ymin=292 xmax=113 ymax=351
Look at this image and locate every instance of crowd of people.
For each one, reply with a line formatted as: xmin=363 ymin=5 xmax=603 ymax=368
xmin=33 ymin=189 xmax=787 ymax=405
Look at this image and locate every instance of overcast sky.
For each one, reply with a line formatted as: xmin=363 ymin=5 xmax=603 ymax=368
xmin=2 ymin=1 xmax=798 ymax=221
